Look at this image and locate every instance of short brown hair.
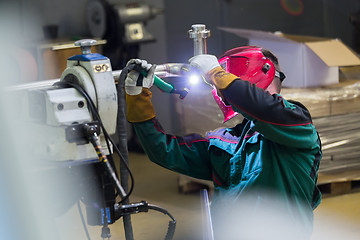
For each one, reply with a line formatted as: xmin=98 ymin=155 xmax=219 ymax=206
xmin=262 ymin=48 xmax=282 ymax=93
xmin=261 ymin=48 xmax=279 ymax=66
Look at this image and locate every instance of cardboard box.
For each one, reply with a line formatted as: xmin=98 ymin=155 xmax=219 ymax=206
xmin=281 ymin=79 xmax=360 ymax=118
xmin=219 ymin=27 xmax=360 ymax=88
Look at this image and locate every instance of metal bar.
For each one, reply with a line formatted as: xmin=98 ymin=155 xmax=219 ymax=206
xmin=200 ymin=189 xmax=214 ymax=240
xmin=5 ymin=63 xmax=185 ymax=92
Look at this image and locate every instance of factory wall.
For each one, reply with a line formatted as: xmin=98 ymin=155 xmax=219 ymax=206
xmin=7 ymin=0 xmax=359 ymax=53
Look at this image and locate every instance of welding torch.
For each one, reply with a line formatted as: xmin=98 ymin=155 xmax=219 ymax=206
xmin=154 ymin=24 xmax=210 ymax=97
xmin=115 ymin=63 xmax=198 ymax=99
xmin=115 ymin=24 xmax=210 ymax=99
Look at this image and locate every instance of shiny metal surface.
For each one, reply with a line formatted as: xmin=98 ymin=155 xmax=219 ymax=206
xmin=5 ymin=63 xmax=187 ymax=92
xmin=188 ymin=24 xmax=211 ymax=56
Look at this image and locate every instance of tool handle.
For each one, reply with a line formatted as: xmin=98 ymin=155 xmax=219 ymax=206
xmin=134 ymin=64 xmax=187 ymax=98
xmin=153 ymin=75 xmax=174 ymax=93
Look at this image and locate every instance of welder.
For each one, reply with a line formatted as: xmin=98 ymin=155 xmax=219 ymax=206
xmin=124 ymin=46 xmax=322 ymax=239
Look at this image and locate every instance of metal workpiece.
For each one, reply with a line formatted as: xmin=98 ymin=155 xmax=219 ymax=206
xmin=112 ymin=63 xmax=188 ymax=82
xmin=188 ymin=24 xmax=211 ymax=56
xmin=6 ymin=63 xmax=187 ymax=92
xmin=155 ymin=63 xmax=191 ymax=76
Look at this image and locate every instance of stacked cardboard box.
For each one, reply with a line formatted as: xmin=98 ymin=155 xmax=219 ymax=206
xmin=281 ymin=78 xmax=360 ymax=173
xmin=219 ymin=27 xmax=360 ymax=88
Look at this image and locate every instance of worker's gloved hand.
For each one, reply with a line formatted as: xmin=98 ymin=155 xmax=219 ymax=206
xmin=125 ymin=59 xmax=156 ymax=95
xmin=188 ymin=54 xmax=220 ymax=77
xmin=189 ymin=54 xmax=237 ymax=90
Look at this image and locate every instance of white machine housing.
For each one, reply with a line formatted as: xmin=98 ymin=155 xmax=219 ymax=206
xmin=16 ymin=40 xmax=118 ymax=163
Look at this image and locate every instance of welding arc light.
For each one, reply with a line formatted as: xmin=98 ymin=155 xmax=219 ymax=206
xmin=188 ymin=74 xmax=200 ymax=85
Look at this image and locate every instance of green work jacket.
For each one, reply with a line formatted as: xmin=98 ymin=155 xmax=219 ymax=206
xmin=133 ymin=80 xmax=322 ymax=239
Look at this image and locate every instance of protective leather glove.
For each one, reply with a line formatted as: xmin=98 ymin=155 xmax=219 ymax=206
xmin=125 ymin=59 xmax=156 ymax=95
xmin=126 ymin=88 xmax=155 ymax=123
xmin=124 ymin=59 xmax=157 ymax=123
xmin=189 ymin=54 xmax=238 ymax=90
xmin=188 ymin=54 xmax=220 ymax=76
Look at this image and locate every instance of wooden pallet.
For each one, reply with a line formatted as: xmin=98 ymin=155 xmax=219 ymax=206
xmin=178 ymin=175 xmax=213 ymax=194
xmin=318 ymin=179 xmax=360 ymax=196
xmin=317 ymin=170 xmax=360 ymax=197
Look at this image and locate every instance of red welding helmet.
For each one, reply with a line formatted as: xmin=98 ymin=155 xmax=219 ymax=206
xmin=218 ymin=46 xmax=276 ymax=90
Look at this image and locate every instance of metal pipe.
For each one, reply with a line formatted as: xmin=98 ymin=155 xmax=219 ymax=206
xmin=200 ymin=189 xmax=214 ymax=240
xmin=113 ymin=63 xmax=187 ymax=82
xmin=188 ymin=24 xmax=211 ymax=56
xmin=4 ymin=63 xmax=188 ymax=92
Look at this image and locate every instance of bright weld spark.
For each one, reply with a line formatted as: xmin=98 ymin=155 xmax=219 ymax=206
xmin=189 ymin=74 xmax=200 ymax=85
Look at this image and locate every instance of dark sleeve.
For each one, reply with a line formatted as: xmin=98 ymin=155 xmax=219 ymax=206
xmin=220 ymin=80 xmax=319 ymax=149
xmin=133 ymin=118 xmax=213 ymax=180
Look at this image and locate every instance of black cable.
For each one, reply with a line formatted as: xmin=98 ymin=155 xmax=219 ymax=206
xmin=53 ymin=81 xmax=134 ymax=204
xmin=148 ymin=204 xmax=176 ymax=222
xmin=73 ymin=80 xmax=134 ymax=203
xmin=115 ymin=201 xmax=176 ymax=240
xmin=77 ymin=201 xmax=91 ymax=240
xmin=148 ymin=204 xmax=176 ymax=240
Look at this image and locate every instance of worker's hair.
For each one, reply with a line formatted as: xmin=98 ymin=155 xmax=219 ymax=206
xmin=262 ymin=48 xmax=279 ymax=65
xmin=262 ymin=48 xmax=282 ymax=93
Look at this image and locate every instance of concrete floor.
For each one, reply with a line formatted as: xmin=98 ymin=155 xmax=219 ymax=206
xmin=53 ymin=152 xmax=360 ymax=240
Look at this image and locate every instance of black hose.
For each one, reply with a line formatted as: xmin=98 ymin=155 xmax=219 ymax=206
xmin=118 ymin=66 xmax=177 ymax=240
xmin=117 ymin=64 xmax=134 ymax=240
